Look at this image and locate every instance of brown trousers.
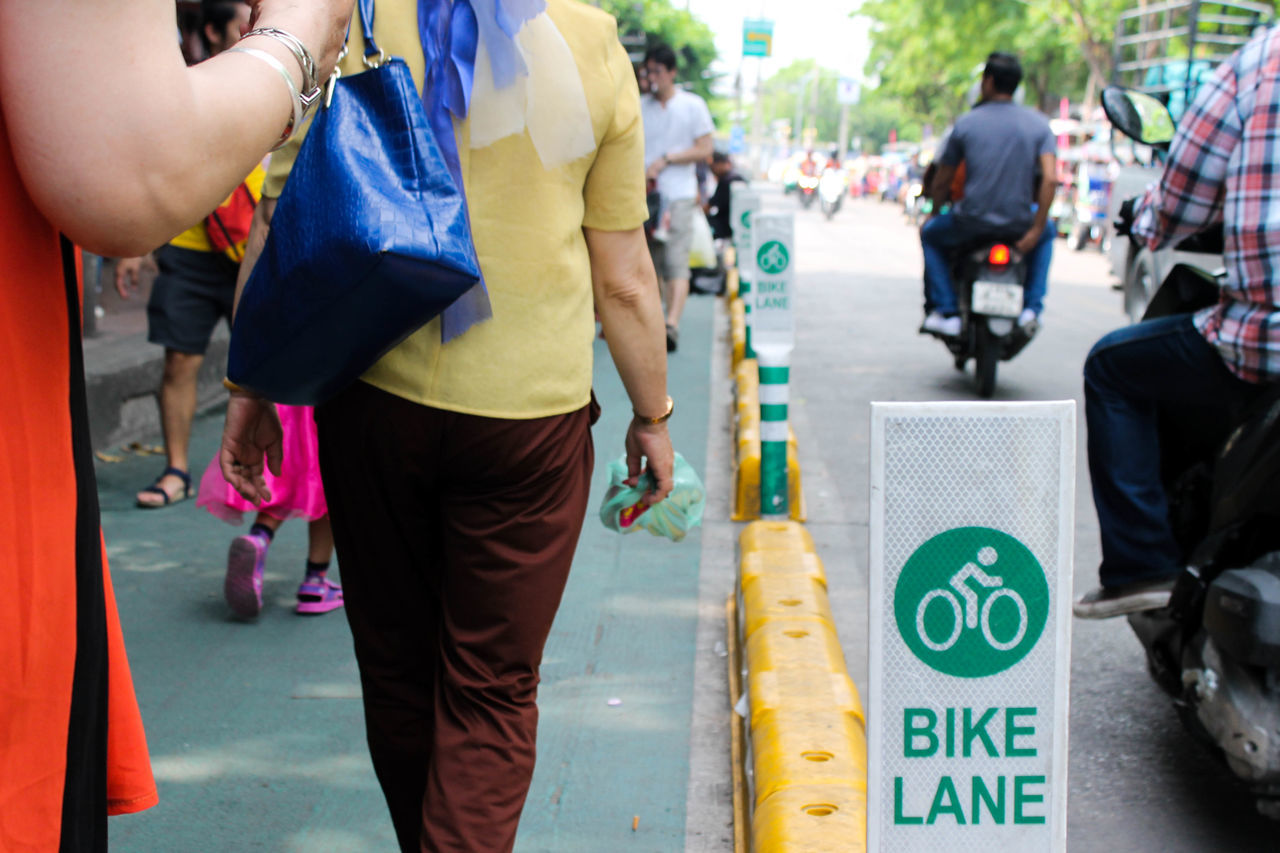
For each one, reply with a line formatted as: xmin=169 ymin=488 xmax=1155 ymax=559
xmin=315 ymin=381 xmax=596 ymax=853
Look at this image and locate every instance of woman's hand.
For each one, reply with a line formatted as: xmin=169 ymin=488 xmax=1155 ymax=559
xmin=251 ymin=0 xmax=353 ymax=80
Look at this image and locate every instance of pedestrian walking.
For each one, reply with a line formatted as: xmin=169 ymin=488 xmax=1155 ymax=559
xmin=116 ymin=0 xmax=262 ymax=509
xmin=197 ymin=404 xmax=340 ymax=618
xmin=219 ymin=1 xmax=676 ymax=850
xmin=0 ymin=0 xmax=351 ymax=847
xmin=641 ymin=43 xmax=715 ymax=353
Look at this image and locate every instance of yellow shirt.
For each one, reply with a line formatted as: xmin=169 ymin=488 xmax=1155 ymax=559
xmin=263 ymin=0 xmax=647 ymax=418
xmin=170 ymin=164 xmax=266 ymax=253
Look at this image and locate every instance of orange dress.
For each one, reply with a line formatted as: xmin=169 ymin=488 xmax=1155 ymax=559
xmin=0 ymin=111 xmax=157 ymax=846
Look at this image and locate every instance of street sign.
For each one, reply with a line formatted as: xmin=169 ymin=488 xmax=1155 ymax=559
xmin=750 ymin=213 xmax=794 ymax=349
xmin=729 ymin=125 xmax=746 ymax=154
xmin=743 ymin=18 xmax=773 ymax=58
xmin=730 ymin=184 xmax=760 ymax=285
xmin=837 ymin=76 xmax=861 ymax=105
xmin=868 ymin=401 xmax=1075 ymax=852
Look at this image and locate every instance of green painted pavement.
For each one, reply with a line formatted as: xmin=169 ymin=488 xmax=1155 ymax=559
xmin=105 ymin=295 xmax=713 ymax=852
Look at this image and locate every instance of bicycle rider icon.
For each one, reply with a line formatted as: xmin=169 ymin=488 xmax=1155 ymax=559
xmin=893 ymin=527 xmax=1050 ymax=678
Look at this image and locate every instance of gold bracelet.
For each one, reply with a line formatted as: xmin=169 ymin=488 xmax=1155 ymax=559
xmin=633 ymin=396 xmax=674 ymax=424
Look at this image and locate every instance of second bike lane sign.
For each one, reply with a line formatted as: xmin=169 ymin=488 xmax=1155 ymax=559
xmin=868 ymin=401 xmax=1076 ymax=852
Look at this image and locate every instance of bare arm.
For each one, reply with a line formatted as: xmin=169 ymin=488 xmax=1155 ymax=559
xmin=584 ymin=225 xmax=674 ymax=505
xmin=1016 ymin=152 xmax=1058 ymax=253
xmin=647 ymin=133 xmax=715 ymax=180
xmin=927 ymin=162 xmax=957 ymax=208
xmin=0 ymin=0 xmax=351 ymax=257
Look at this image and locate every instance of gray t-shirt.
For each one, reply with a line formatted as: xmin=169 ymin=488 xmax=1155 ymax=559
xmin=940 ymin=100 xmax=1055 ymax=233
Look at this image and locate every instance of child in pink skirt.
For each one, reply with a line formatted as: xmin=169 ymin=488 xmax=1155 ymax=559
xmin=197 ymin=404 xmax=342 ymax=618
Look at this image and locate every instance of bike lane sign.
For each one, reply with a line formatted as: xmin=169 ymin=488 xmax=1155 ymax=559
xmin=868 ymin=401 xmax=1075 ymax=852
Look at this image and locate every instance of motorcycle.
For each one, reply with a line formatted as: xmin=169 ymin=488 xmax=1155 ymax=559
xmin=921 ymin=238 xmax=1036 ymax=397
xmin=818 ymin=169 xmax=845 ymax=220
xmin=1103 ymin=84 xmax=1280 ymax=819
xmin=797 ymin=173 xmax=819 ymax=209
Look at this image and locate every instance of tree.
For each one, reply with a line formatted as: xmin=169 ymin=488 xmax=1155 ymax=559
xmin=597 ymin=0 xmax=720 ymax=102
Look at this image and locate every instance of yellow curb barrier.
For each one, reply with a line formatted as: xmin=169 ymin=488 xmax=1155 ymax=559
xmin=740 ymin=520 xmax=817 ymax=554
xmin=732 ymin=362 xmax=804 ymax=521
xmin=750 ymin=785 xmax=867 ymax=853
xmin=751 ymin=712 xmax=868 ymax=807
xmin=735 ymin=522 xmax=867 ymax=852
xmin=725 ymin=245 xmax=736 ymax=268
xmin=727 ymin=595 xmax=750 ymax=853
xmin=740 ymin=549 xmax=826 ymax=592
xmin=740 ymin=575 xmax=833 ymax=638
xmin=730 ymin=297 xmax=746 ymax=371
xmin=744 ymin=618 xmax=847 ymax=677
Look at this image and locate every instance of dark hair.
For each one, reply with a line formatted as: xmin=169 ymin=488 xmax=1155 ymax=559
xmin=711 ymin=150 xmax=731 ymax=165
xmin=984 ymin=52 xmax=1022 ymax=95
xmin=644 ymin=44 xmax=678 ymax=72
xmin=200 ymin=0 xmax=247 ymax=54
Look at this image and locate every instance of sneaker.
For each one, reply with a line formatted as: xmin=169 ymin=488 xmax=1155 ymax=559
xmin=921 ymin=312 xmax=961 ymax=337
xmin=1072 ymin=578 xmax=1175 ymax=619
xmin=296 ymin=573 xmax=344 ymax=615
xmin=1018 ymin=308 xmax=1040 ymax=328
xmin=225 ymin=532 xmax=269 ymax=618
xmin=666 ymin=324 xmax=679 ymax=353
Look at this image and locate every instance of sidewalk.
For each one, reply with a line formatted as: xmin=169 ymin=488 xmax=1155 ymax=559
xmin=102 ymin=296 xmax=717 ymax=851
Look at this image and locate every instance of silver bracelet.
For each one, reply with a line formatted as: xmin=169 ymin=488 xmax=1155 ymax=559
xmin=229 ymin=46 xmax=301 ymax=151
xmin=242 ymin=27 xmax=322 ymax=111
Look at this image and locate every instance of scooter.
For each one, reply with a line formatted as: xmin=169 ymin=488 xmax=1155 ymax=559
xmin=1103 ymin=84 xmax=1280 ymax=819
xmin=797 ymin=173 xmax=819 ymax=209
xmin=922 ymin=239 xmax=1037 ymax=398
xmin=818 ymin=169 xmax=845 ymax=220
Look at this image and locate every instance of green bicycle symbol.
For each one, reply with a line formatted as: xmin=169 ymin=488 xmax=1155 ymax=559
xmin=756 ymin=240 xmax=790 ymax=275
xmin=893 ymin=527 xmax=1049 ymax=678
xmin=740 ymin=210 xmax=751 ymax=228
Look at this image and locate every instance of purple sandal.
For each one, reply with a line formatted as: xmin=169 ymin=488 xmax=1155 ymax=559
xmin=225 ymin=532 xmax=269 ymax=618
xmin=296 ymin=573 xmax=343 ymax=615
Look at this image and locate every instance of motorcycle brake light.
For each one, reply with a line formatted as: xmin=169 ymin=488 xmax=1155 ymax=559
xmin=988 ymin=244 xmax=1011 ymax=266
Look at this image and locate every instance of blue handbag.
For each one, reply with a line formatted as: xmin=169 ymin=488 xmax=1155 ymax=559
xmin=227 ymin=0 xmax=482 ymax=405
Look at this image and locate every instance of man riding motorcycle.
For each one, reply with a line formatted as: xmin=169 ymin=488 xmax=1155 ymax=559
xmin=1074 ymin=25 xmax=1280 ymax=619
xmin=919 ymin=52 xmax=1057 ymax=337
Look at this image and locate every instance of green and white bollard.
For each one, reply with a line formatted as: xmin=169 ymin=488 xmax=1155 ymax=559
xmin=757 ymin=345 xmax=790 ymax=518
xmin=750 ymin=212 xmax=796 ymax=519
xmin=730 ymin=185 xmax=761 ymax=360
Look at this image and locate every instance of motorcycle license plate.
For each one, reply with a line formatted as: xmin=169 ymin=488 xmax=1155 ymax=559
xmin=971 ymin=281 xmax=1022 ymax=318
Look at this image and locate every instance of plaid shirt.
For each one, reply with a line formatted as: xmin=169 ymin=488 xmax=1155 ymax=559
xmin=1134 ymin=25 xmax=1280 ymax=383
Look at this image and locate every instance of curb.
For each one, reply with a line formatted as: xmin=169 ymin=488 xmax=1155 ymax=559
xmin=731 ymin=521 xmax=867 ymax=852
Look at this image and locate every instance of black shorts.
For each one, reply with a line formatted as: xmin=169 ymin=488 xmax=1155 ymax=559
xmin=146 ymin=245 xmax=238 ymax=355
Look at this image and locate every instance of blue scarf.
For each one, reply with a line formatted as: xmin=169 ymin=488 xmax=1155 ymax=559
xmin=419 ymin=0 xmax=546 ymax=341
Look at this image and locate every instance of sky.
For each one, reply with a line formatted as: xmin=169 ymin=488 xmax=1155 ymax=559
xmin=682 ymin=0 xmax=874 ymax=88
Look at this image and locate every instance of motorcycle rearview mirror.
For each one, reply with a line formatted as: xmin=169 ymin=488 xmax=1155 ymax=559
xmin=1102 ymin=86 xmax=1176 ymax=149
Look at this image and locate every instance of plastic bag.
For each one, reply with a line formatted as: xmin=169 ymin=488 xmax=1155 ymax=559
xmin=688 ymin=212 xmax=716 ymax=270
xmin=599 ymin=452 xmax=706 ymax=542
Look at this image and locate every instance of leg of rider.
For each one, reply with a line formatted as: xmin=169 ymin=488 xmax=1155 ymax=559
xmin=1084 ymin=314 xmax=1262 ymax=588
xmin=1022 ymin=220 xmax=1056 ymax=315
xmin=920 ymin=213 xmax=970 ymax=316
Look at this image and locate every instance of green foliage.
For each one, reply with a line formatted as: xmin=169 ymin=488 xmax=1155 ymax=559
xmin=858 ymin=0 xmax=1138 ymax=133
xmin=597 ymin=0 xmax=720 ymax=102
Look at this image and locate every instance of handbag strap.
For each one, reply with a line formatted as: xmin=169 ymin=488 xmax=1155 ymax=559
xmin=356 ymin=0 xmax=380 ymax=61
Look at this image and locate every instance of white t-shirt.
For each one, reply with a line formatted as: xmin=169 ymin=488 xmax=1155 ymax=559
xmin=642 ymin=88 xmax=715 ymax=201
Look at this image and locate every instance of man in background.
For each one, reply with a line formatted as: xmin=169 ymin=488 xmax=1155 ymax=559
xmin=642 ymin=43 xmax=714 ymax=353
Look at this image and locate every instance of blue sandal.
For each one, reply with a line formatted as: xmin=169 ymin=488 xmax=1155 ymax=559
xmin=136 ymin=466 xmax=193 ymax=508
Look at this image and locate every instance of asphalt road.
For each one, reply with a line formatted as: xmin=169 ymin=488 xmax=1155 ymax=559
xmin=784 ymin=190 xmax=1278 ymax=851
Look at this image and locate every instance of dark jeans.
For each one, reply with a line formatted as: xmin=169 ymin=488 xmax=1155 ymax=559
xmin=920 ymin=213 xmax=1054 ymax=315
xmin=316 ymin=381 xmax=596 ymax=853
xmin=1084 ymin=314 xmax=1262 ymax=586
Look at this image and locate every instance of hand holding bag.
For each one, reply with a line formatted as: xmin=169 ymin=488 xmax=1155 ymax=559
xmin=227 ymin=0 xmax=482 ymax=405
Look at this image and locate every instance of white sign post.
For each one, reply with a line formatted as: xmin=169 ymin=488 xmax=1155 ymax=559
xmin=868 ymin=401 xmax=1075 ymax=852
xmin=751 ymin=212 xmax=795 ymax=518
xmin=729 ymin=185 xmax=761 ymax=358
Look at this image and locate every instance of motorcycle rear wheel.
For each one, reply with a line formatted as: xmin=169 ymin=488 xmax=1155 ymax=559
xmin=974 ymin=324 xmax=998 ymax=398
